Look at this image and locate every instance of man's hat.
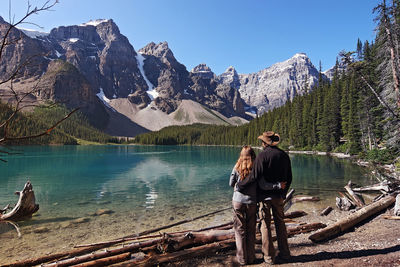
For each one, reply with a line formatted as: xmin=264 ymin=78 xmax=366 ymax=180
xmin=258 ymin=131 xmax=280 ymax=146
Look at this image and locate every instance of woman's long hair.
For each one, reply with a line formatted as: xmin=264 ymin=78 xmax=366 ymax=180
xmin=234 ymin=146 xmax=256 ymax=180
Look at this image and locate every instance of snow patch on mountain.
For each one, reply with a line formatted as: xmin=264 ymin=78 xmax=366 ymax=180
xmin=97 ymin=88 xmax=116 ymax=112
xmin=18 ymin=28 xmax=49 ymax=39
xmin=80 ymin=19 xmax=109 ymax=27
xmin=135 ymin=52 xmax=158 ymax=100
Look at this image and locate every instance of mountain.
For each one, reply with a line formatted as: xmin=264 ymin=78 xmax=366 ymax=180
xmin=0 ymin=17 xmax=329 ymax=136
xmin=219 ymin=53 xmax=326 ymax=114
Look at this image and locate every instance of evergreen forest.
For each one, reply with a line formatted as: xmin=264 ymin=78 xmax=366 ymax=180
xmin=0 ymin=103 xmax=118 ymax=145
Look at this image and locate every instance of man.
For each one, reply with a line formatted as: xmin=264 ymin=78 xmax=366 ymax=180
xmin=237 ymin=131 xmax=292 ymax=264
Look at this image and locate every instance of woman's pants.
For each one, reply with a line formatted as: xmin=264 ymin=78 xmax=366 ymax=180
xmin=232 ymin=201 xmax=257 ymax=264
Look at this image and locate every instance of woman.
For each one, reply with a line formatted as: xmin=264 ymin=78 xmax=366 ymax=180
xmin=229 ymin=146 xmax=284 ymax=265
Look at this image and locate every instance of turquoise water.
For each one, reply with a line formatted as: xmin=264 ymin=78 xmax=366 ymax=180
xmin=0 ymin=145 xmax=371 ymax=263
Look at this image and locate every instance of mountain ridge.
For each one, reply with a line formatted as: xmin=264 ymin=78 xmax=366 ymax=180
xmin=0 ymin=16 xmax=331 ymax=136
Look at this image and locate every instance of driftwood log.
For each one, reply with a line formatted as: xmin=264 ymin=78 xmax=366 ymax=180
xmin=0 ymin=181 xmax=39 ymax=221
xmin=352 ymin=182 xmax=390 ymax=193
xmin=41 ymin=239 xmax=162 ymax=267
xmin=72 ymin=252 xmax=132 ymax=267
xmin=122 ymin=239 xmax=236 ymax=267
xmin=309 ymin=195 xmax=396 ymax=242
xmin=293 ymin=195 xmax=320 ymax=203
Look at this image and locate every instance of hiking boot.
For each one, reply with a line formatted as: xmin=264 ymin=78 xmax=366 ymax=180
xmin=263 ymin=256 xmax=275 ymax=266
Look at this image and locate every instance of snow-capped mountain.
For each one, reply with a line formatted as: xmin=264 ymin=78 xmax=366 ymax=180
xmin=0 ymin=16 xmax=330 ymax=135
xmin=221 ymin=53 xmax=324 ymax=114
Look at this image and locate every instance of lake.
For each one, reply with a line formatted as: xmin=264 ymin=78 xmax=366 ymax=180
xmin=0 ymin=145 xmax=372 ymax=263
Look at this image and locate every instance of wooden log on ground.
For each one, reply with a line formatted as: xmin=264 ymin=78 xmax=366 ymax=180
xmin=0 ymin=181 xmax=39 ymax=221
xmin=394 ymin=194 xmax=400 ymax=216
xmin=381 ymin=215 xmax=400 ymax=220
xmin=284 ymin=210 xmax=307 ymax=219
xmin=285 ymin=222 xmax=326 ymax=238
xmin=320 ymin=206 xmax=333 ymax=216
xmin=75 ymin=221 xmax=234 ymax=248
xmin=115 ymin=239 xmax=236 ymax=267
xmin=71 ymin=252 xmax=131 ymax=267
xmin=6 ymin=245 xmax=108 ymax=267
xmin=41 ymin=239 xmax=162 ymax=267
xmin=309 ymin=195 xmax=396 ymax=243
xmin=352 ymin=183 xmax=390 ymax=193
xmin=293 ymin=195 xmax=320 ymax=203
xmin=159 ymin=229 xmax=235 ymax=253
xmin=344 ymin=180 xmax=365 ymax=207
xmin=77 ymin=207 xmax=231 ymax=248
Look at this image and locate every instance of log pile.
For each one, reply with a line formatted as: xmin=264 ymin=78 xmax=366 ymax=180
xmin=310 ymin=178 xmax=400 ymax=243
xmin=5 ymin=208 xmax=324 ymax=267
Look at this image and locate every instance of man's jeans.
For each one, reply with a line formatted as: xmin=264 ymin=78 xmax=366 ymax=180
xmin=259 ymin=198 xmax=290 ymax=261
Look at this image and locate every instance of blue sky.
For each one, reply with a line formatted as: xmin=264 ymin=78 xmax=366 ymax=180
xmin=1 ymin=0 xmax=380 ymax=74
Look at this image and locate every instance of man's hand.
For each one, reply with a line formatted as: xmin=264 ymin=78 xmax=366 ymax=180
xmin=280 ymin=182 xmax=287 ymax=189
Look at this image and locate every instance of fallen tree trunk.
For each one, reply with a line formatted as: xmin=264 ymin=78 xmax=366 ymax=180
xmin=71 ymin=252 xmax=131 ymax=267
xmin=309 ymin=195 xmax=396 ymax=243
xmin=41 ymin=239 xmax=162 ymax=267
xmin=75 ymin=221 xmax=234 ymax=248
xmin=114 ymin=222 xmax=325 ymax=266
xmin=344 ymin=180 xmax=365 ymax=207
xmin=0 ymin=181 xmax=39 ymax=221
xmin=159 ymin=229 xmax=235 ymax=253
xmin=285 ymin=222 xmax=326 ymax=238
xmin=116 ymin=239 xmax=236 ymax=267
xmin=6 ymin=245 xmax=109 ymax=267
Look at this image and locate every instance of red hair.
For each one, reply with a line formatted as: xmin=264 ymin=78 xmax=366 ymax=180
xmin=234 ymin=146 xmax=256 ymax=180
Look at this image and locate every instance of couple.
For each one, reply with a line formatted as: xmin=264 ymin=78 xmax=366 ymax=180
xmin=229 ymin=131 xmax=292 ymax=265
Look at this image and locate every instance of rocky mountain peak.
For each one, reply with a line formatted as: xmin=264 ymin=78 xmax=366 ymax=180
xmin=235 ymin=53 xmax=322 ymax=114
xmin=139 ymin=41 xmax=173 ymax=60
xmin=218 ymin=66 xmax=240 ymax=90
xmin=191 ymin=63 xmax=215 ymax=79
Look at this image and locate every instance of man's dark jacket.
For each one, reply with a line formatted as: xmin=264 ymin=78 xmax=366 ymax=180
xmin=237 ymin=146 xmax=292 ymax=201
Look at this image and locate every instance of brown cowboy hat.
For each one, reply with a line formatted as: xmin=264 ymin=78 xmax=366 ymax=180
xmin=258 ymin=131 xmax=280 ymax=146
